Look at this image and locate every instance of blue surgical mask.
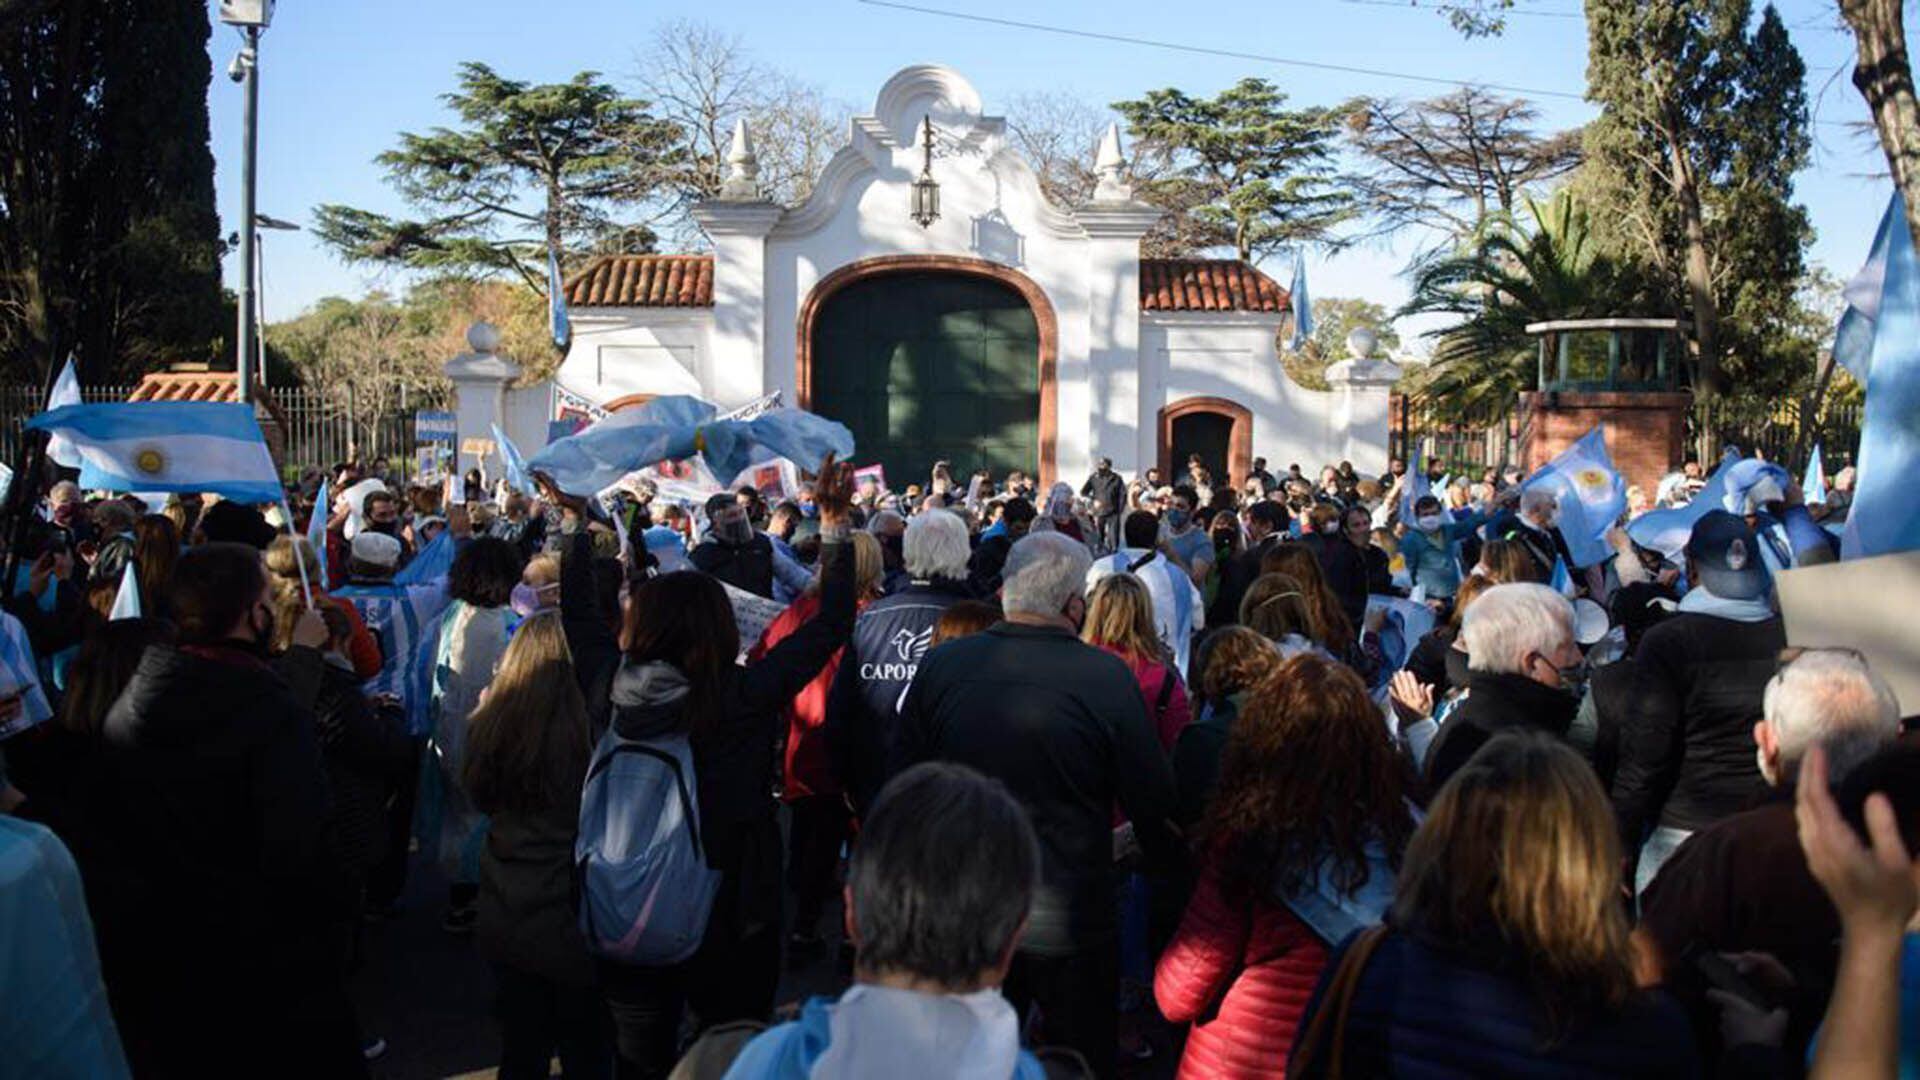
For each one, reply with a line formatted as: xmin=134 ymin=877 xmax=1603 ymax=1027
xmin=1167 ymin=509 xmax=1190 ymax=529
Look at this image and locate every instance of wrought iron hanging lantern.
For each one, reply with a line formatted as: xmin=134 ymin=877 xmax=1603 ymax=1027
xmin=909 ymin=114 xmax=940 ymax=228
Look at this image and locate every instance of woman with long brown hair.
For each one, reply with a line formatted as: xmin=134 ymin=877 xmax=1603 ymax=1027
xmin=462 ymin=611 xmax=610 ymax=1079
xmin=131 ymin=514 xmax=179 ymax=616
xmin=1289 ymin=733 xmax=1696 ymax=1077
xmin=1083 ymin=572 xmax=1191 ymax=751
xmin=1157 ymin=654 xmax=1415 ymax=1077
xmin=1259 ymin=544 xmax=1356 ymax=657
xmin=1171 ymin=626 xmax=1275 ymax=827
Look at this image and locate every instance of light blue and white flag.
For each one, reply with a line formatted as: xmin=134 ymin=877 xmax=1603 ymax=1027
xmin=1288 ymin=252 xmax=1313 ymax=353
xmin=395 ymin=529 xmax=454 ymax=587
xmin=1521 ymin=427 xmax=1625 ymax=569
xmin=1626 ymin=450 xmax=1791 ymax=559
xmin=491 ymin=423 xmax=534 ymax=497
xmin=1803 ymin=443 xmax=1827 ymax=506
xmin=307 ymin=477 xmax=331 ymax=590
xmin=526 ymin=394 xmax=854 ymax=496
xmin=1549 ymin=555 xmax=1576 ymax=598
xmin=1834 ymin=194 xmax=1901 ymax=385
xmin=44 ymin=355 xmax=82 ymax=469
xmin=547 ymin=247 xmax=571 ymax=350
xmin=108 ymin=563 xmax=141 ymax=621
xmin=25 ymin=402 xmax=282 ymax=504
xmin=1844 ymin=194 xmax=1920 ymax=559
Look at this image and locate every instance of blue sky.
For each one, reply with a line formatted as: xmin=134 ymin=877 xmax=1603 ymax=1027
xmin=206 ymin=0 xmax=1891 ymax=342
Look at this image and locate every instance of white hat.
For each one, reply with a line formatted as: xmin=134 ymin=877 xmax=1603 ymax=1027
xmin=340 ymin=478 xmax=389 ymax=540
xmin=350 ymin=531 xmax=402 ymax=568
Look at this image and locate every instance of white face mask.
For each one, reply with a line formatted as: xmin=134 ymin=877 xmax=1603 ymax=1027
xmin=1415 ymin=514 xmax=1444 ymax=532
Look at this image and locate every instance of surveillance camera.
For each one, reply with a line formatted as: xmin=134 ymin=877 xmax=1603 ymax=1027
xmin=228 ymin=53 xmax=247 ymax=82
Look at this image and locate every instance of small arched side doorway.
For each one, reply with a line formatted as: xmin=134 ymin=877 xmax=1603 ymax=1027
xmin=1160 ymin=397 xmax=1253 ymax=492
xmin=797 ymin=255 xmax=1058 ymax=487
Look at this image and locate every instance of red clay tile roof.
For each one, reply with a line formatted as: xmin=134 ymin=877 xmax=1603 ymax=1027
xmin=565 ymin=255 xmax=715 ymax=308
xmin=565 ymin=254 xmax=1288 ymax=313
xmin=129 ymin=370 xmax=240 ymax=403
xmin=1139 ymin=258 xmax=1290 ymax=313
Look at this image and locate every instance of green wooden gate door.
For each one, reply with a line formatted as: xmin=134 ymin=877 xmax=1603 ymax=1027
xmin=810 ymin=272 xmax=1039 ymax=489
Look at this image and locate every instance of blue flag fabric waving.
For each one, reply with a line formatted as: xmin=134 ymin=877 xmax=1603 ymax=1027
xmin=1288 ymin=253 xmax=1313 ymax=353
xmin=1520 ymin=427 xmax=1625 ymax=569
xmin=1844 ymin=193 xmax=1920 ymax=559
xmin=26 ymin=402 xmax=283 ymax=504
xmin=548 ymin=247 xmax=572 ymax=350
xmin=1803 ymin=443 xmax=1827 ymax=506
xmin=491 ymin=423 xmax=534 ymax=497
xmin=1627 ymin=451 xmax=1791 ymax=559
xmin=526 ymin=394 xmax=854 ymax=496
xmin=395 ymin=530 xmax=454 ymax=587
xmin=1834 ymin=194 xmax=1900 ymax=385
xmin=45 ymin=355 xmax=82 ymax=469
xmin=306 ymin=477 xmax=331 ymax=591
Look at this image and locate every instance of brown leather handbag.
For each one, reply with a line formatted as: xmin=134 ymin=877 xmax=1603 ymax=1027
xmin=1284 ymin=924 xmax=1391 ymax=1079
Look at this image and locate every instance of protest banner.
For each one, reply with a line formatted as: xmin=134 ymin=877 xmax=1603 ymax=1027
xmin=1777 ymin=551 xmax=1920 ymax=715
xmin=723 ymin=582 xmax=788 ymax=661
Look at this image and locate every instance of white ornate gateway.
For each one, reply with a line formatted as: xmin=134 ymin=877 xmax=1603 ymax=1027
xmin=521 ymin=64 xmax=1397 ymax=487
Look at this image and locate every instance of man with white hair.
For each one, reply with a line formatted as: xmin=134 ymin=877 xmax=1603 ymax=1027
xmin=1636 ymin=648 xmax=1902 ymax=1052
xmin=1495 ymin=486 xmax=1575 ymax=583
xmin=826 ymin=509 xmax=976 ymax=814
xmin=890 ymin=531 xmax=1182 ymax=1078
xmin=1423 ymin=582 xmax=1583 ymax=790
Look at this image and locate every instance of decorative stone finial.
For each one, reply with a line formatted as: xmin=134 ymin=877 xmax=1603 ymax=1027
xmin=1093 ymin=124 xmax=1132 ymax=202
xmin=720 ymin=118 xmax=761 ymax=201
xmin=466 ymin=321 xmax=501 ymax=354
xmin=1346 ymin=326 xmax=1379 ymax=361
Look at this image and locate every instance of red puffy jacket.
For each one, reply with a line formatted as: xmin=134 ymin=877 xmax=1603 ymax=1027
xmin=1154 ymin=854 xmax=1330 ymax=1079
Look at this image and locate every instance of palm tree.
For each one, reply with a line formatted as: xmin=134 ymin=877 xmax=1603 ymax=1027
xmin=1398 ymin=190 xmax=1645 ymax=418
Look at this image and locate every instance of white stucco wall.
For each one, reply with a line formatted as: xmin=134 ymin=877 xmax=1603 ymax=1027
xmin=516 ymin=64 xmax=1393 ymax=478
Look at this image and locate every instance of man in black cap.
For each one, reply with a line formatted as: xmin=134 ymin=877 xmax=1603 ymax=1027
xmin=1612 ymin=510 xmax=1786 ymax=895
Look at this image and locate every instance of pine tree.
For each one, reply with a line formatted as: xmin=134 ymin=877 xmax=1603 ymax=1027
xmin=0 ymin=0 xmax=225 ymax=384
xmin=1581 ymin=1 xmax=1810 ymax=406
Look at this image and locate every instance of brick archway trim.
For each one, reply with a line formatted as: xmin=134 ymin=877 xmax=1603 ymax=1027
xmin=1159 ymin=396 xmax=1254 ymax=490
xmin=796 ymin=254 xmax=1058 ymax=486
xmin=601 ymin=393 xmax=657 ymax=413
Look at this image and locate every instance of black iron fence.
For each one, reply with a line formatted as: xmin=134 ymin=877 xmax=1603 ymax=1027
xmin=0 ymin=384 xmax=442 ymax=482
xmin=1391 ymin=393 xmax=1863 ymax=479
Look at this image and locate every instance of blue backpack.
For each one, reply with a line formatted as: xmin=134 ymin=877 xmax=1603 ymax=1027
xmin=575 ymin=729 xmax=721 ymax=965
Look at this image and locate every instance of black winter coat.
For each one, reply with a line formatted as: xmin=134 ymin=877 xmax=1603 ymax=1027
xmin=1423 ymin=670 xmax=1579 ymax=792
xmin=891 ymin=621 xmax=1183 ymax=955
xmin=95 ymin=642 xmax=362 ymax=1076
xmin=1610 ymin=611 xmax=1784 ymax=846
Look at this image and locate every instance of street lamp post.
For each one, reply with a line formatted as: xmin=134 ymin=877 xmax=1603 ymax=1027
xmin=220 ymin=1 xmax=274 ymax=403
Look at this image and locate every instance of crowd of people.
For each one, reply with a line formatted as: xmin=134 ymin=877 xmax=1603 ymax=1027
xmin=0 ymin=440 xmax=1914 ymax=1080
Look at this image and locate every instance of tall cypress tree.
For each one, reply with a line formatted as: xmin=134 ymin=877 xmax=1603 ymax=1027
xmin=1581 ymin=1 xmax=1810 ymax=403
xmin=0 ymin=0 xmax=224 ymax=386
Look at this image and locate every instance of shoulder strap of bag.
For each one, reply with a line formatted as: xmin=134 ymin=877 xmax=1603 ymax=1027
xmin=1285 ymin=924 xmax=1391 ymax=1080
xmin=587 ymin=741 xmax=705 ymax=859
xmin=1153 ymin=666 xmax=1177 ymax=724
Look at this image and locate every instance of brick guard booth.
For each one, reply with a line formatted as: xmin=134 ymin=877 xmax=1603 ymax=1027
xmin=1518 ymin=318 xmax=1692 ymax=496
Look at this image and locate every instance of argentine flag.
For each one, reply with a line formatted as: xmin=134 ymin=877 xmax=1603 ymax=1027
xmin=1844 ymin=191 xmax=1920 ymax=559
xmin=1549 ymin=555 xmax=1576 ymax=598
xmin=491 ymin=422 xmax=535 ymax=496
xmin=1288 ymin=252 xmax=1313 ymax=353
xmin=1627 ymin=451 xmax=1790 ymax=559
xmin=1834 ymin=194 xmax=1901 ymax=385
xmin=1521 ymin=427 xmax=1625 ymax=569
xmin=548 ymin=247 xmax=571 ymax=351
xmin=26 ymin=402 xmax=283 ymax=505
xmin=1803 ymin=443 xmax=1827 ymax=506
xmin=45 ymin=356 xmax=82 ymax=469
xmin=306 ymin=477 xmax=331 ymax=590
xmin=109 ymin=563 xmax=141 ymax=621
xmin=527 ymin=394 xmax=853 ymax=496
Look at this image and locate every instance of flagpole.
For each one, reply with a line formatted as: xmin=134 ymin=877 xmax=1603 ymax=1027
xmin=279 ymin=498 xmax=314 ymax=609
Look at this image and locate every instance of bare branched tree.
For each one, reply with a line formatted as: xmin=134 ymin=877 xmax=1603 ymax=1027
xmin=1347 ymin=88 xmax=1582 ymax=247
xmin=635 ymin=20 xmax=852 ymax=247
xmin=1005 ymin=91 xmax=1109 ymax=208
